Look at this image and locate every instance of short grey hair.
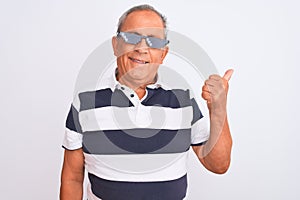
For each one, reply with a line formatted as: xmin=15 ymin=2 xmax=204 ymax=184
xmin=116 ymin=4 xmax=168 ymax=35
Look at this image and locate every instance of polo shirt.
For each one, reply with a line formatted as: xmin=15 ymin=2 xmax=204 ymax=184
xmin=63 ymin=69 xmax=210 ymax=200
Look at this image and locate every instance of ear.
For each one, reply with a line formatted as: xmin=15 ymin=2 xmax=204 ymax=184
xmin=159 ymin=46 xmax=169 ymax=63
xmin=112 ymin=36 xmax=118 ymax=56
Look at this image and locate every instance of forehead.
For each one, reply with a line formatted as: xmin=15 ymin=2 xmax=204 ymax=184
xmin=120 ymin=10 xmax=165 ymax=36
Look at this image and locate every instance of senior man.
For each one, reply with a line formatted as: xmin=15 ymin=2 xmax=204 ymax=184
xmin=60 ymin=4 xmax=233 ymax=200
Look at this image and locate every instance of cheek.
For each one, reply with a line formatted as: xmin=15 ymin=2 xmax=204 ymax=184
xmin=117 ymin=44 xmax=135 ymax=57
xmin=117 ymin=55 xmax=127 ymax=69
xmin=150 ymin=50 xmax=164 ymax=64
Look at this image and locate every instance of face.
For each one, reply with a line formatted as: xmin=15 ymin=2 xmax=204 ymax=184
xmin=112 ymin=10 xmax=169 ymax=87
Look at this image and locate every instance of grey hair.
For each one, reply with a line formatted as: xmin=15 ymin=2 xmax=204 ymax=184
xmin=116 ymin=4 xmax=168 ymax=36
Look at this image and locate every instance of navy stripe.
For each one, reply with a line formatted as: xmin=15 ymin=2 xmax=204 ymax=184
xmin=82 ymin=129 xmax=191 ymax=154
xmin=88 ymin=173 xmax=187 ymax=200
xmin=79 ymin=89 xmax=134 ymax=111
xmin=79 ymin=88 xmax=193 ymax=111
xmin=142 ymin=88 xmax=191 ymax=108
xmin=65 ymin=104 xmax=82 ymax=133
xmin=191 ymin=98 xmax=204 ymax=125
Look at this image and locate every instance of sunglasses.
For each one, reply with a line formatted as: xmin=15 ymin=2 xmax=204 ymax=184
xmin=117 ymin=32 xmax=169 ymax=49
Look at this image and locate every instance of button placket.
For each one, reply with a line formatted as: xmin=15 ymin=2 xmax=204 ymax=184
xmin=118 ymin=84 xmax=139 ymax=107
xmin=116 ymin=84 xmax=151 ymax=127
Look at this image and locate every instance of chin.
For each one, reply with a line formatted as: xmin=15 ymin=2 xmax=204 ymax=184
xmin=128 ymin=71 xmax=149 ymax=81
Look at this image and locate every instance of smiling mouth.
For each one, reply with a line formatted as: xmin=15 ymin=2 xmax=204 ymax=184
xmin=129 ymin=57 xmax=149 ymax=64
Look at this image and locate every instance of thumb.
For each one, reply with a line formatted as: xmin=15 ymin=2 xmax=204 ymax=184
xmin=223 ymin=69 xmax=234 ymax=81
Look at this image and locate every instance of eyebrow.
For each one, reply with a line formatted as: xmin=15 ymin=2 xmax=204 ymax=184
xmin=129 ymin=31 xmax=156 ymax=38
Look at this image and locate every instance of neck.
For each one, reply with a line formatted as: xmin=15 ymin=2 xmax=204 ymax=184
xmin=135 ymin=87 xmax=147 ymax=99
xmin=117 ymin=74 xmax=157 ymax=100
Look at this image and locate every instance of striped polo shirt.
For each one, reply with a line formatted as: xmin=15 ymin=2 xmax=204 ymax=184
xmin=63 ymin=70 xmax=209 ymax=200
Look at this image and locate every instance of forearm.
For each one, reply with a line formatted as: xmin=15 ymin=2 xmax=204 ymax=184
xmin=60 ymin=180 xmax=83 ymax=200
xmin=60 ymin=149 xmax=85 ymax=200
xmin=198 ymin=109 xmax=232 ymax=174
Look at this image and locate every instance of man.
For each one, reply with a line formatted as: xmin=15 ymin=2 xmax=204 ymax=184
xmin=60 ymin=4 xmax=233 ymax=200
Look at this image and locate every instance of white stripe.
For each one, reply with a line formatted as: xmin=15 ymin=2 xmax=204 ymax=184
xmin=62 ymin=128 xmax=83 ymax=150
xmin=84 ymin=152 xmax=188 ymax=182
xmin=191 ymin=116 xmax=210 ymax=144
xmin=79 ymin=105 xmax=193 ymax=132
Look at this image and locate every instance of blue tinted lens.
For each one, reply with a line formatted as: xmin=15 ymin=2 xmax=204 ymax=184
xmin=118 ymin=32 xmax=169 ymax=49
xmin=147 ymin=37 xmax=169 ymax=49
xmin=118 ymin=32 xmax=141 ymax=44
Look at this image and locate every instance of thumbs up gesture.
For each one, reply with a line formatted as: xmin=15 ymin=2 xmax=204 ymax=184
xmin=202 ymin=69 xmax=233 ymax=112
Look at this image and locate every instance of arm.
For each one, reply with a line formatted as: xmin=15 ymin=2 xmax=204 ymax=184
xmin=193 ymin=69 xmax=233 ymax=174
xmin=60 ymin=148 xmax=85 ymax=200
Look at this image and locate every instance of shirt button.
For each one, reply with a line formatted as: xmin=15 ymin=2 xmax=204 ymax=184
xmin=121 ymin=86 xmax=125 ymax=90
xmin=130 ymin=94 xmax=134 ymax=98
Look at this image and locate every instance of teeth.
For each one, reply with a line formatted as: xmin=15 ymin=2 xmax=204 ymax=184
xmin=130 ymin=57 xmax=148 ymax=64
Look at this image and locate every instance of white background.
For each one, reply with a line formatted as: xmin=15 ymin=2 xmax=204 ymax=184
xmin=1 ymin=0 xmax=299 ymax=199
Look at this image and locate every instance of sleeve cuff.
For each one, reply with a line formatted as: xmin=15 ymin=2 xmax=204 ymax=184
xmin=191 ymin=141 xmax=207 ymax=146
xmin=191 ymin=116 xmax=210 ymax=145
xmin=62 ymin=128 xmax=83 ymax=150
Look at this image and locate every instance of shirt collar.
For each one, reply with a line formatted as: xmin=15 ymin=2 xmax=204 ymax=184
xmin=103 ymin=67 xmax=165 ymax=91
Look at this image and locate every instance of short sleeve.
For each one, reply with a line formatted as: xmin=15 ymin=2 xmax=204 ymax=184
xmin=190 ymin=98 xmax=210 ymax=146
xmin=62 ymin=104 xmax=83 ymax=150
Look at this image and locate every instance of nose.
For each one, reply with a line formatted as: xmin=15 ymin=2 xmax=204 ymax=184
xmin=134 ymin=38 xmax=149 ymax=53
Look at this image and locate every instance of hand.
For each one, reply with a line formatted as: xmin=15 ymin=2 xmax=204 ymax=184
xmin=202 ymin=69 xmax=233 ymax=112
